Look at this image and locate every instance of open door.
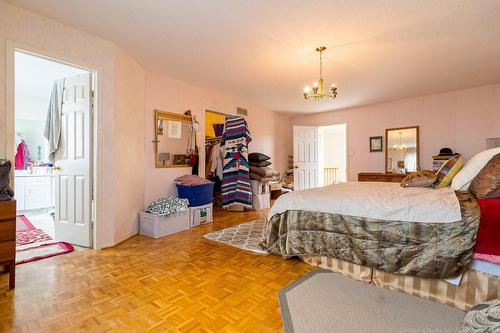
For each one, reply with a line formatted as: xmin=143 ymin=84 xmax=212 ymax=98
xmin=293 ymin=126 xmax=319 ymax=191
xmin=54 ymin=73 xmax=93 ymax=247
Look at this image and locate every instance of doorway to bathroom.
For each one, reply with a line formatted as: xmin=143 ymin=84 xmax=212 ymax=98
xmin=13 ymin=50 xmax=94 ymax=262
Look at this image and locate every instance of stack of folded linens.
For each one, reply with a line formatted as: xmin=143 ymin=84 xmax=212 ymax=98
xmin=248 ymin=153 xmax=279 ymax=181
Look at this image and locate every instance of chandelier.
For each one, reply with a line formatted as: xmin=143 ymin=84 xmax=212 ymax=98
xmin=393 ymin=132 xmax=407 ymax=150
xmin=303 ymin=46 xmax=338 ymax=100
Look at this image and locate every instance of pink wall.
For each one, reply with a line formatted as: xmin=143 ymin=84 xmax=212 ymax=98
xmin=292 ymin=84 xmax=500 ymax=181
xmin=0 ymin=1 xmax=147 ymax=248
xmin=111 ymin=48 xmax=146 ymax=243
xmin=144 ymin=71 xmax=292 ymax=206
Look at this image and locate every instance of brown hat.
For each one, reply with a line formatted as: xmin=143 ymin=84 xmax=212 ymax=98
xmin=438 ymin=148 xmax=454 ymax=156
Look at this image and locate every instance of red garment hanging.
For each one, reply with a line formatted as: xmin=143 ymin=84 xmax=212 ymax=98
xmin=15 ymin=142 xmax=24 ymax=170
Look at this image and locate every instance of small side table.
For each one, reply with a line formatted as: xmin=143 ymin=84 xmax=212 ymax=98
xmin=270 ymin=182 xmax=283 ymax=200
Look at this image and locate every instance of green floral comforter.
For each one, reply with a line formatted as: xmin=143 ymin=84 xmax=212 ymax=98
xmin=260 ymin=191 xmax=480 ymax=279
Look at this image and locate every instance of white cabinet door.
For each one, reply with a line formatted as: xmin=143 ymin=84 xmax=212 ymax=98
xmin=14 ymin=177 xmax=26 ymax=210
xmin=25 ymin=177 xmax=52 ymax=210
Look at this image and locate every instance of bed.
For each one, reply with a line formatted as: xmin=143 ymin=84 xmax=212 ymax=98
xmin=261 ymin=182 xmax=500 ymax=310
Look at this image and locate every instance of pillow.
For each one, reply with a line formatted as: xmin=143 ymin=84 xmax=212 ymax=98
xmin=249 ymin=152 xmax=271 ymax=162
xmin=451 ymin=147 xmax=500 ymax=190
xmin=249 ymin=166 xmax=279 ymax=177
xmin=250 ymin=160 xmax=272 ymax=167
xmin=250 ymin=172 xmax=274 ymax=182
xmin=469 ymin=153 xmax=500 ymax=198
xmin=435 ymin=154 xmax=464 ymax=189
xmin=400 ymin=170 xmax=437 ymax=188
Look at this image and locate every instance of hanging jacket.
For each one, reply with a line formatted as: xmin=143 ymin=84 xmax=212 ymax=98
xmin=15 ymin=140 xmax=31 ymax=170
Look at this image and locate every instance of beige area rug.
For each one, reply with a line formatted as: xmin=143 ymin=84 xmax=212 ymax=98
xmin=279 ymin=270 xmax=465 ymax=333
xmin=203 ymin=219 xmax=268 ymax=254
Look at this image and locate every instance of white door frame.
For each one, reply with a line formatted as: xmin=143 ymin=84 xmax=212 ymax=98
xmin=6 ymin=40 xmax=103 ymax=249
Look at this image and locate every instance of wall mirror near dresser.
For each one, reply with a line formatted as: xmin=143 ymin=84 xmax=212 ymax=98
xmin=385 ymin=126 xmax=419 ymax=173
xmin=154 ymin=110 xmax=194 ymax=168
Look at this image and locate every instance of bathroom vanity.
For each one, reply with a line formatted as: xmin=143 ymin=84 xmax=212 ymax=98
xmin=14 ymin=170 xmax=54 ymax=211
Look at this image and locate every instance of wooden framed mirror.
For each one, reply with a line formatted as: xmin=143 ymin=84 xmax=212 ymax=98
xmin=385 ymin=126 xmax=419 ymax=173
xmin=154 ymin=109 xmax=193 ymax=168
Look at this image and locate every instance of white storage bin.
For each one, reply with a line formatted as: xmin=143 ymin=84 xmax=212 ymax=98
xmin=252 ymin=193 xmax=270 ymax=210
xmin=139 ymin=210 xmax=189 ymax=239
xmin=189 ymin=203 xmax=213 ymax=227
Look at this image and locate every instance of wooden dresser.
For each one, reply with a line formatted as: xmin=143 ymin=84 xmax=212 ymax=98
xmin=358 ymin=172 xmax=407 ymax=183
xmin=0 ymin=200 xmax=16 ymax=290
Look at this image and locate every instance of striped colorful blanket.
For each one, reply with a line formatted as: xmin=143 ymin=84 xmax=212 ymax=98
xmin=221 ymin=117 xmax=252 ymax=208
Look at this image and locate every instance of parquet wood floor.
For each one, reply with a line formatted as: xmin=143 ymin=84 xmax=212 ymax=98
xmin=0 ymin=207 xmax=312 ymax=332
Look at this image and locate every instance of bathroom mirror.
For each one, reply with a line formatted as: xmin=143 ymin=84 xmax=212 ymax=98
xmin=385 ymin=126 xmax=419 ymax=173
xmin=154 ymin=109 xmax=193 ymax=168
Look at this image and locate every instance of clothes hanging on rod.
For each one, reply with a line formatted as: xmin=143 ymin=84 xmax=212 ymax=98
xmin=208 ymin=143 xmax=223 ymax=180
xmin=15 ymin=140 xmax=31 ymax=170
xmin=205 ymin=136 xmax=223 ymax=178
xmin=205 ymin=137 xmax=223 ymax=199
xmin=220 ymin=116 xmax=252 ymax=209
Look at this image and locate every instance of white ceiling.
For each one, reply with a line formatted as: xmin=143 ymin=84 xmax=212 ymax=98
xmin=9 ymin=0 xmax=500 ymax=114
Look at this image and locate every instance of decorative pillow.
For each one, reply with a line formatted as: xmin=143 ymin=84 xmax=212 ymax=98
xmin=250 ymin=160 xmax=272 ymax=167
xmin=469 ymin=153 xmax=500 ymax=198
xmin=451 ymin=147 xmax=500 ymax=191
xmin=400 ymin=170 xmax=437 ymax=188
xmin=249 ymin=152 xmax=271 ymax=162
xmin=250 ymin=172 xmax=276 ymax=182
xmin=459 ymin=299 xmax=500 ymax=332
xmin=249 ymin=166 xmax=279 ymax=177
xmin=435 ymin=154 xmax=464 ymax=189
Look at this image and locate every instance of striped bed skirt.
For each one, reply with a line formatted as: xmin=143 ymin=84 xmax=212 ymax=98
xmin=300 ymin=255 xmax=500 ymax=311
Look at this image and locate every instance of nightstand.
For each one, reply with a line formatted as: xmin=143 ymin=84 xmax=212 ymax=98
xmin=0 ymin=200 xmax=16 ymax=290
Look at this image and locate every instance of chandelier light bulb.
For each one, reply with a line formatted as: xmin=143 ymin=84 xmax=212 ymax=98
xmin=331 ymin=83 xmax=336 ymax=88
xmin=304 ymin=86 xmax=311 ymax=93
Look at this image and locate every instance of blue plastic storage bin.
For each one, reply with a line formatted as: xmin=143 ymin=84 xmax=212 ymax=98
xmin=176 ymin=182 xmax=214 ymax=207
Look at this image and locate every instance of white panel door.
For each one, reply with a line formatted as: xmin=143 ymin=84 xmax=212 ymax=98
xmin=54 ymin=73 xmax=93 ymax=247
xmin=293 ymin=126 xmax=319 ymax=191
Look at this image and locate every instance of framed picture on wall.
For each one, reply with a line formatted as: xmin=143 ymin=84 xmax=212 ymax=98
xmin=370 ymin=136 xmax=383 ymax=152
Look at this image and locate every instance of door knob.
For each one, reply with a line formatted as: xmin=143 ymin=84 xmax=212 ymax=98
xmin=294 ymin=166 xmax=298 ymax=169
xmin=53 ymin=166 xmax=61 ymax=171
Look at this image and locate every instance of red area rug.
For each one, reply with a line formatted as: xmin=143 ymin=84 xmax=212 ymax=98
xmin=16 ymin=242 xmax=74 ymax=265
xmin=16 ymin=215 xmax=35 ymax=231
xmin=16 ymin=215 xmax=74 ymax=264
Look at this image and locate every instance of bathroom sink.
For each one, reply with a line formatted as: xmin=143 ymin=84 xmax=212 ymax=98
xmin=15 ymin=167 xmax=53 ymax=176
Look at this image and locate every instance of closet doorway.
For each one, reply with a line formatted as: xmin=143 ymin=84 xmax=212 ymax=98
xmin=205 ymin=109 xmax=229 ymax=207
xmin=13 ymin=50 xmax=95 ymax=253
